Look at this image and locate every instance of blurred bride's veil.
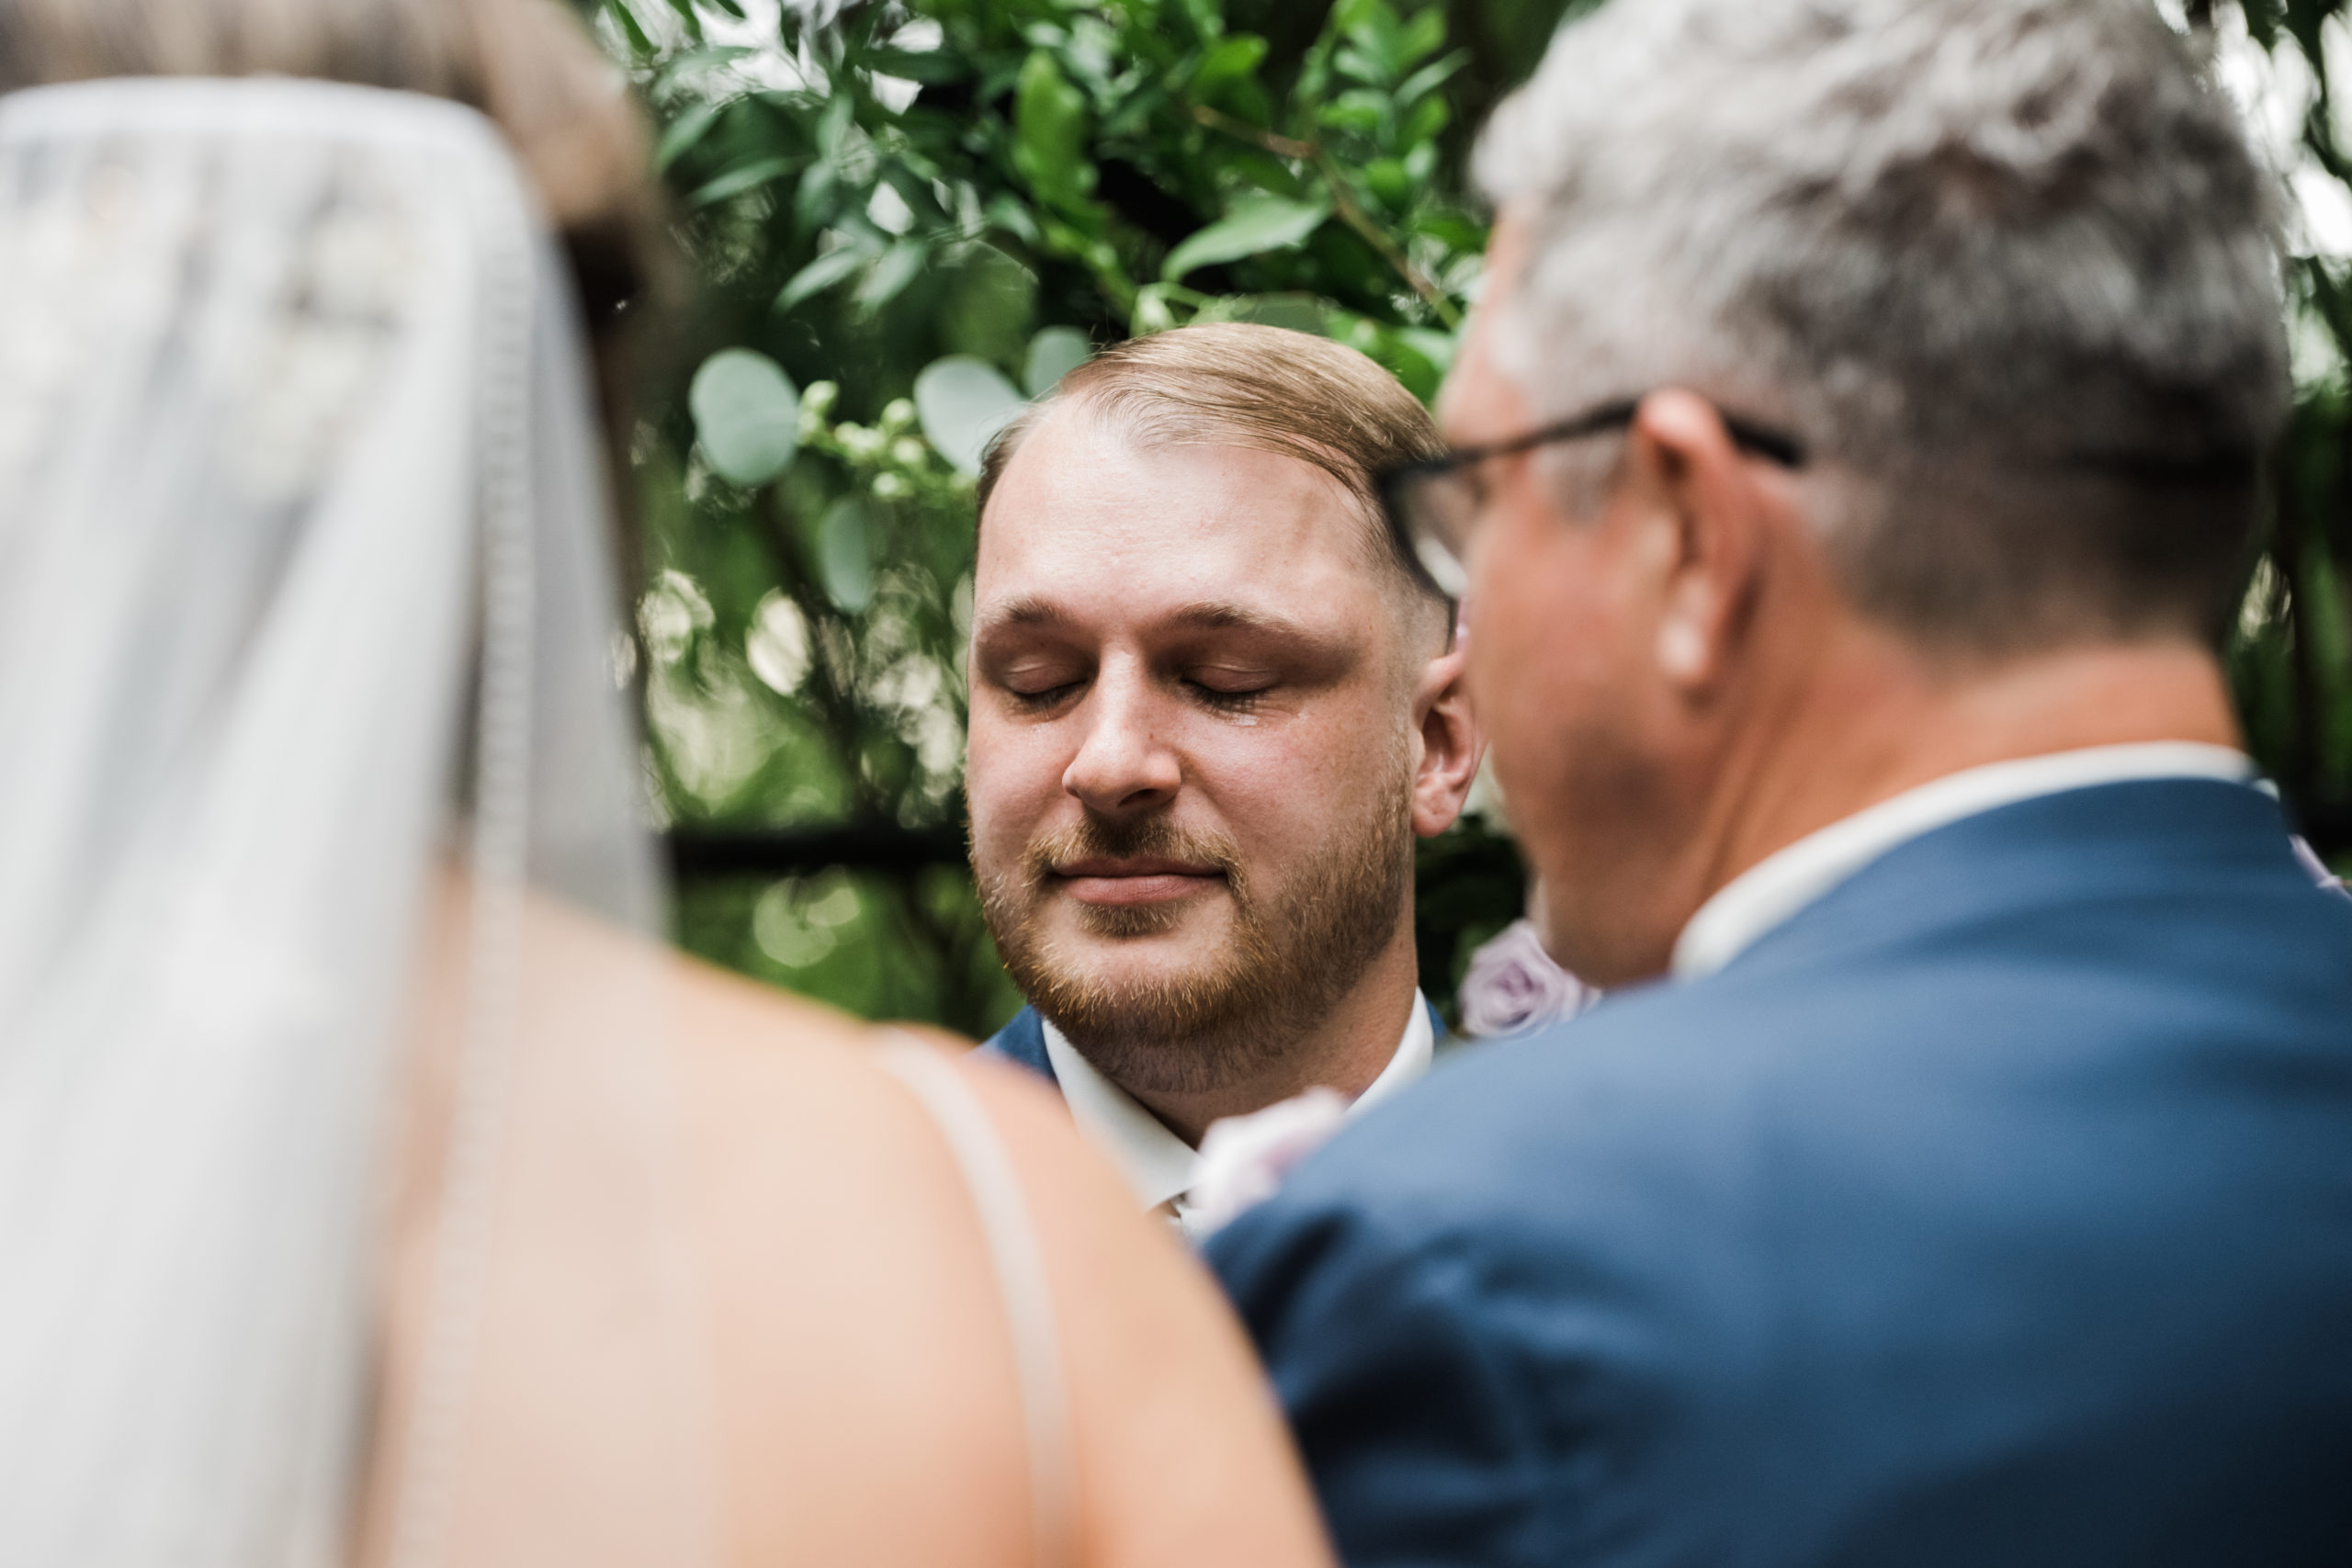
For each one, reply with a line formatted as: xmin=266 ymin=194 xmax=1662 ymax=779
xmin=0 ymin=77 xmax=717 ymax=1565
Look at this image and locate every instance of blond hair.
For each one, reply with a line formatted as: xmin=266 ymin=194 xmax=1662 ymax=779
xmin=979 ymin=323 xmax=1449 ymax=613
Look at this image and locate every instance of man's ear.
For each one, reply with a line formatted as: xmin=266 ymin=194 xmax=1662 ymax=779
xmin=1409 ymin=641 xmax=1483 ymax=838
xmin=1623 ymin=389 xmax=1774 ymax=694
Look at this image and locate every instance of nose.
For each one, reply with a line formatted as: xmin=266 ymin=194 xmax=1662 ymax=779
xmin=1061 ymin=664 xmax=1180 ymax=816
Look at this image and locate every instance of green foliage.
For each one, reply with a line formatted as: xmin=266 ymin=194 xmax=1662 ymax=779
xmin=2223 ymin=6 xmax=2352 ymax=858
xmin=605 ymin=0 xmax=1527 ymax=1032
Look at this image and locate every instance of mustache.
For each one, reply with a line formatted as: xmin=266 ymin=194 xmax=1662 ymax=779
xmin=1023 ymin=815 xmax=1246 ymax=889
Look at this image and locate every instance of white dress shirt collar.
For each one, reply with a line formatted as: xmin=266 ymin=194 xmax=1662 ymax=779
xmin=1040 ymin=991 xmax=1436 ymax=1218
xmin=1671 ymin=742 xmax=2258 ymax=982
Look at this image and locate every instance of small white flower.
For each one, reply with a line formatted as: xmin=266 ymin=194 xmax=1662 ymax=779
xmin=1187 ymin=1087 xmax=1350 ymax=1236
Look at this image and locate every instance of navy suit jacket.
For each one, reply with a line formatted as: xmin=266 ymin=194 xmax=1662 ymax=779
xmin=1207 ymin=780 xmax=2352 ymax=1566
xmin=979 ymin=1003 xmax=1057 ymax=1086
xmin=979 ymin=996 xmax=1453 ymax=1097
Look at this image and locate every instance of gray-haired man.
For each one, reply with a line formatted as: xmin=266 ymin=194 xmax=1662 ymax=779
xmin=1208 ymin=1 xmax=2352 ymax=1562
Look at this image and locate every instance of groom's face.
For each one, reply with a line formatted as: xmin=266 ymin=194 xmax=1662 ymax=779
xmin=967 ymin=405 xmax=1419 ymax=1092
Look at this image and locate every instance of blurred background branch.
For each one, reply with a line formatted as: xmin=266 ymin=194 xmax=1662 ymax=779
xmin=588 ymin=0 xmax=2352 ymax=1033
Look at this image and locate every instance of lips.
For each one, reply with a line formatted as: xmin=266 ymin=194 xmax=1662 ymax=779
xmin=1048 ymin=856 xmax=1227 ymax=907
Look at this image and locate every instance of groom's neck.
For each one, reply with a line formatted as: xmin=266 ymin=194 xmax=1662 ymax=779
xmin=1112 ymin=924 xmax=1422 ymax=1147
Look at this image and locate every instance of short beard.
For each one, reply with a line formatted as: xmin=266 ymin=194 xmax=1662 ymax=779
xmin=975 ymin=754 xmax=1415 ymax=1100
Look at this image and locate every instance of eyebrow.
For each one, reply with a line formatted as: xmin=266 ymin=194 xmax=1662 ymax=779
xmin=983 ymin=595 xmax=1072 ymax=631
xmin=975 ymin=597 xmax=1325 ymax=643
xmin=1164 ymin=601 xmax=1320 ymax=640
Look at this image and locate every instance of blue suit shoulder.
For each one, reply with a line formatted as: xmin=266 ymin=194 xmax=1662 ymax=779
xmin=978 ymin=1004 xmax=1056 ymax=1087
xmin=1208 ymin=781 xmax=2352 ymax=1567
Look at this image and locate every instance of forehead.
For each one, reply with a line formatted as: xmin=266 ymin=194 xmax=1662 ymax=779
xmin=975 ymin=403 xmax=1389 ymax=632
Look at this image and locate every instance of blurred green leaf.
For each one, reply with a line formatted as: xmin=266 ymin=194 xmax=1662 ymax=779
xmin=915 ymin=356 xmax=1028 ymax=474
xmin=1399 ymin=7 xmax=1448 ymax=69
xmin=1397 ymin=50 xmax=1471 ymax=107
xmin=655 ymin=97 xmax=725 ymax=171
xmin=690 ymin=349 xmax=801 ymax=487
xmin=1320 ymin=88 xmax=1388 ymax=136
xmin=1013 ymin=51 xmax=1097 ymax=215
xmin=687 ymin=153 xmax=797 ymax=209
xmin=817 ymin=499 xmax=875 ymax=614
xmin=1161 ymin=194 xmax=1331 ymax=281
xmin=605 ymin=0 xmax=656 ymax=59
xmin=857 ymin=240 xmax=930 ymax=310
xmin=1023 ymin=326 xmax=1093 ymax=396
xmin=775 ymin=246 xmax=869 ymax=313
xmin=1365 ymin=157 xmax=1412 ymax=210
xmin=1207 ymin=293 xmax=1333 ymax=334
xmin=1402 ymin=94 xmax=1451 ymax=146
xmin=866 ymin=46 xmax=971 ymax=85
xmin=1190 ymin=33 xmax=1270 ymax=98
xmin=658 ymin=0 xmax=704 ymax=44
xmin=942 ymin=246 xmax=1040 ymax=363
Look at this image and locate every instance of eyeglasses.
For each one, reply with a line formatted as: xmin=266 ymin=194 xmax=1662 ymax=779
xmin=1377 ymin=394 xmax=1808 ymax=597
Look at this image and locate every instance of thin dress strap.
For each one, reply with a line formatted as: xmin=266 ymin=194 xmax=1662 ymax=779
xmin=877 ymin=1036 xmax=1077 ymax=1568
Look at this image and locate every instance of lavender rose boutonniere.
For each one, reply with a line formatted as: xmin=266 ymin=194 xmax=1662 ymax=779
xmin=1457 ymin=918 xmax=1599 ymax=1038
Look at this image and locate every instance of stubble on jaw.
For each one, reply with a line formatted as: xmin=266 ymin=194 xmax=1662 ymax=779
xmin=974 ymin=746 xmax=1417 ymax=1099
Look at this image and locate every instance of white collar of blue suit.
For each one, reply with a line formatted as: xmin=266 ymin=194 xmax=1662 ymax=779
xmin=1040 ymin=991 xmax=1437 ymax=1226
xmin=1673 ymin=741 xmax=2260 ymax=981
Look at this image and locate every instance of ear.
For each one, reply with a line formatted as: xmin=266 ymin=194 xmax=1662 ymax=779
xmin=1409 ymin=642 xmax=1484 ymax=838
xmin=1621 ymin=389 xmax=1777 ymax=694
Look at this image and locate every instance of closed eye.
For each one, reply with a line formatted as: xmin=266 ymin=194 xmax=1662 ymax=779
xmin=1186 ymin=678 xmax=1272 ymax=715
xmin=1007 ymin=680 xmax=1084 ymax=713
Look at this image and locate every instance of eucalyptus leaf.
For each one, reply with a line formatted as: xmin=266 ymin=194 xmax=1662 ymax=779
xmin=1160 ymin=195 xmax=1330 ymax=282
xmin=689 ymin=349 xmax=800 ymax=488
xmin=654 ymin=44 xmax=754 ymax=89
xmin=687 ymin=154 xmax=796 ymax=209
xmin=984 ymin=193 xmax=1043 ymax=246
xmin=793 ymin=161 xmax=839 ymax=232
xmin=655 ymin=98 xmax=724 ymax=171
xmin=915 ymin=356 xmax=1027 ymax=475
xmin=775 ymin=246 xmax=869 ymax=313
xmin=943 ymin=247 xmax=1039 ymax=364
xmin=865 ymin=45 xmax=969 ymax=85
xmin=817 ymin=500 xmax=875 ymax=615
xmin=1023 ymin=326 xmax=1091 ymax=397
xmin=857 ymin=239 xmax=929 ymax=311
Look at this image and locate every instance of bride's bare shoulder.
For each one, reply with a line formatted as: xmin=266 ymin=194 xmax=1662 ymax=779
xmin=949 ymin=1055 xmax=1338 ymax=1568
xmin=658 ymin=957 xmax=1332 ymax=1568
xmin=662 ymin=943 xmax=888 ymax=1075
